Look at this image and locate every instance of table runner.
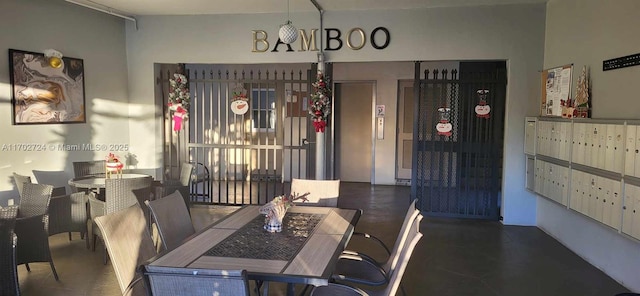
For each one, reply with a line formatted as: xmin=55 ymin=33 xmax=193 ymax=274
xmin=204 ymin=212 xmax=324 ymax=261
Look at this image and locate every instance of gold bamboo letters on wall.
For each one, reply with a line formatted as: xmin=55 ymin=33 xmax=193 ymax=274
xmin=252 ymin=27 xmax=390 ymax=53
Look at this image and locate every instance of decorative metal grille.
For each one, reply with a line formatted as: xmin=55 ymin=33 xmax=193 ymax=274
xmin=412 ymin=62 xmax=507 ymax=220
xmin=160 ymin=64 xmax=333 ymax=205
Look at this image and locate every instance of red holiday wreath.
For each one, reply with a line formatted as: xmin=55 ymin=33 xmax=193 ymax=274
xmin=309 ymin=71 xmax=332 ymax=132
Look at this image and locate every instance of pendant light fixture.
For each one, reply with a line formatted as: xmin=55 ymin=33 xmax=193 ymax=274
xmin=43 ymin=49 xmax=63 ymax=68
xmin=278 ymin=0 xmax=298 ymax=44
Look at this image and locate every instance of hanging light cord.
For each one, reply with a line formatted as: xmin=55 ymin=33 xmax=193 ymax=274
xmin=287 ymin=0 xmax=291 ymax=22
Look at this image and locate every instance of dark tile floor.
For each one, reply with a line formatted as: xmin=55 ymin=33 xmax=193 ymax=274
xmin=17 ymin=182 xmax=632 ymax=295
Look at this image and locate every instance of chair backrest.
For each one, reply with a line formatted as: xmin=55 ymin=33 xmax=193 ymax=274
xmin=12 ymin=172 xmax=32 ymax=199
xmin=179 ymin=163 xmax=194 ymax=186
xmin=94 ymin=205 xmax=157 ymax=295
xmin=73 ymin=160 xmax=106 ymax=178
xmin=382 ymin=213 xmax=423 ymax=296
xmin=0 ymin=206 xmax=20 ymax=296
xmin=290 ymin=178 xmax=340 ymax=207
xmin=105 ymin=177 xmax=153 ymax=215
xmin=32 ymin=170 xmax=71 ymax=196
xmin=382 ymin=198 xmax=420 ymax=273
xmin=145 ymin=191 xmax=195 ymax=251
xmin=17 ymin=183 xmax=53 ymax=218
xmin=143 ymin=265 xmax=250 ymax=296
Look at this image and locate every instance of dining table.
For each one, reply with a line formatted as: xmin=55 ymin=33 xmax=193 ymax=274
xmin=144 ymin=204 xmax=362 ymax=296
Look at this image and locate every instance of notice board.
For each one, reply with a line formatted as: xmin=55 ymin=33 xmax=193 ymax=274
xmin=540 ymin=64 xmax=572 ymax=117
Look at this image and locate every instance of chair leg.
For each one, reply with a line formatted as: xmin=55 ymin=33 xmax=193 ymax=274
xmin=25 ymin=263 xmax=31 ymax=272
xmin=50 ymin=261 xmax=59 ymax=281
xmin=103 ymin=246 xmax=108 ymax=265
xmin=68 ymin=232 xmax=72 ymax=241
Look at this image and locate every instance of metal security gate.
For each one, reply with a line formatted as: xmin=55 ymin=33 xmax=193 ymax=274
xmin=411 ymin=61 xmax=506 ymax=219
xmin=161 ymin=63 xmax=325 ymax=205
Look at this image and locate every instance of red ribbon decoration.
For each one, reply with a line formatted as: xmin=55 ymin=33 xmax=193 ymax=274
xmin=172 ymin=106 xmax=187 ymax=131
xmin=313 ymin=119 xmax=327 ymax=133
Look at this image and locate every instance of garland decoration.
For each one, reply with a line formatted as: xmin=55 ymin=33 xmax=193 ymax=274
xmin=167 ymin=73 xmax=190 ymax=131
xmin=309 ymin=71 xmax=332 ymax=133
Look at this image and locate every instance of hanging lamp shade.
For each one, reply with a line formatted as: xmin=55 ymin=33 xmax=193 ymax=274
xmin=43 ymin=49 xmax=63 ymax=68
xmin=279 ymin=20 xmax=298 ymax=44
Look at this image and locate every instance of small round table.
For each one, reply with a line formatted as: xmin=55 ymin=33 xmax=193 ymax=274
xmin=68 ymin=174 xmax=151 ymax=190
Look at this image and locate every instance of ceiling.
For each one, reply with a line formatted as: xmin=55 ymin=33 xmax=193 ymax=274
xmin=67 ymin=0 xmax=547 ymax=16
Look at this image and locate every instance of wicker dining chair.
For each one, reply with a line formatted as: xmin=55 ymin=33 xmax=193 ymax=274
xmin=143 ymin=265 xmax=250 ymax=296
xmin=159 ymin=163 xmax=194 ymax=214
xmin=1 ymin=206 xmax=20 ymax=296
xmin=332 ymin=199 xmax=420 ymax=287
xmin=12 ymin=172 xmax=32 ymax=201
xmin=311 ymin=213 xmax=424 ymax=296
xmin=72 ymin=160 xmax=106 ymax=178
xmin=144 ymin=191 xmax=195 ymax=252
xmin=89 ymin=176 xmax=152 ymax=263
xmin=94 ymin=205 xmax=156 ymax=296
xmin=14 ymin=183 xmax=59 ymax=281
xmin=290 ymin=178 xmax=341 ymax=207
xmin=25 ymin=170 xmax=89 ymax=244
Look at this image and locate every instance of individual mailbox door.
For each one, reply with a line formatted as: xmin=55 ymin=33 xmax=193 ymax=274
xmin=534 ymin=159 xmax=543 ymax=194
xmin=624 ymin=125 xmax=636 ymax=177
xmin=581 ymin=171 xmax=591 ymax=215
xmin=570 ymin=169 xmax=582 ymax=211
xmin=584 ymin=124 xmax=594 ymax=167
xmin=583 ymin=173 xmax=594 ymax=215
xmin=537 ymin=121 xmax=548 ymax=156
xmin=622 ymin=183 xmax=636 ymax=236
xmin=524 ymin=119 xmax=536 ymax=155
xmin=596 ymin=124 xmax=607 ymax=170
xmin=613 ymin=125 xmax=625 ymax=173
xmin=610 ymin=179 xmax=622 ymax=230
xmin=560 ymin=165 xmax=569 ymax=206
xmin=601 ymin=177 xmax=613 ymax=227
xmin=573 ymin=123 xmax=585 ymax=165
xmin=635 ymin=126 xmax=640 ymax=178
xmin=633 ymin=188 xmax=640 ymax=240
xmin=605 ymin=124 xmax=616 ymax=171
xmin=526 ymin=157 xmax=535 ymax=191
xmin=561 ymin=122 xmax=572 ymax=161
xmin=593 ymin=176 xmax=604 ymax=223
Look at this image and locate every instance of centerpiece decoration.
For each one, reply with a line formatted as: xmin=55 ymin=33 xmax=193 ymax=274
xmin=259 ymin=192 xmax=310 ymax=233
xmin=167 ymin=73 xmax=190 ymax=131
xmin=105 ymin=153 xmax=123 ymax=178
xmin=309 ymin=71 xmax=332 ymax=133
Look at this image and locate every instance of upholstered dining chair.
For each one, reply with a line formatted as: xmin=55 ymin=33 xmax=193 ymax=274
xmin=290 ymin=178 xmax=341 ymax=207
xmin=89 ymin=176 xmax=152 ymax=263
xmin=144 ymin=191 xmax=195 ymax=251
xmin=0 ymin=206 xmax=20 ymax=296
xmin=142 ymin=266 xmax=251 ymax=296
xmin=332 ymin=199 xmax=420 ymax=287
xmin=311 ymin=212 xmax=424 ymax=296
xmin=94 ymin=205 xmax=156 ymax=296
xmin=14 ymin=183 xmax=59 ymax=281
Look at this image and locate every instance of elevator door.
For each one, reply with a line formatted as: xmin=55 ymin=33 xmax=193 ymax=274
xmin=335 ymin=82 xmax=374 ymax=183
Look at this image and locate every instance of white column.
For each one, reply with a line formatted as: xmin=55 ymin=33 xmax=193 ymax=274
xmin=316 ymin=131 xmax=325 ymax=180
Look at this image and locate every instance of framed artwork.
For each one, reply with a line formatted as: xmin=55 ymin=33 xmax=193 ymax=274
xmin=9 ymin=49 xmax=86 ymax=125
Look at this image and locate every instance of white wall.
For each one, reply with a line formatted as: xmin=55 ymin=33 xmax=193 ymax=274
xmin=539 ymin=0 xmax=640 ymax=291
xmin=126 ymin=4 xmax=546 ymax=225
xmin=0 ymin=0 xmax=129 ymax=205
